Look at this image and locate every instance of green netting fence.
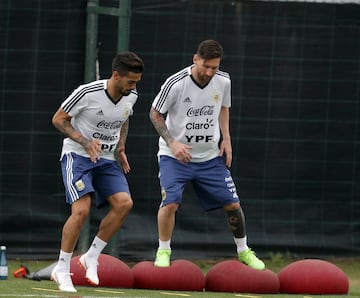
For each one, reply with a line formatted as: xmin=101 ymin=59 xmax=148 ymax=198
xmin=0 ymin=0 xmax=359 ymax=260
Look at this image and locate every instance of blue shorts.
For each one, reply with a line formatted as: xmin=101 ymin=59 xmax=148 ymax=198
xmin=158 ymin=156 xmax=240 ymax=211
xmin=61 ymin=153 xmax=130 ymax=208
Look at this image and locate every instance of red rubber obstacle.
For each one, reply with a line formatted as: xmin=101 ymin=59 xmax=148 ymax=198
xmin=70 ymin=254 xmax=133 ymax=288
xmin=132 ymin=259 xmax=205 ymax=291
xmin=205 ymin=260 xmax=279 ymax=294
xmin=278 ymin=259 xmax=349 ymax=294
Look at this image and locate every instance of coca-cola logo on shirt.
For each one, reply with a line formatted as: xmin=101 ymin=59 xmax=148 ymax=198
xmin=97 ymin=120 xmax=122 ymax=130
xmin=186 ymin=105 xmax=214 ymax=117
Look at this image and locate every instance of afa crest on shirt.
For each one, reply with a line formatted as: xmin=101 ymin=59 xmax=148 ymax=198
xmin=161 ymin=188 xmax=167 ymax=201
xmin=123 ymin=102 xmax=133 ymax=118
xmin=75 ymin=179 xmax=85 ymax=191
xmin=213 ymin=91 xmax=220 ymax=103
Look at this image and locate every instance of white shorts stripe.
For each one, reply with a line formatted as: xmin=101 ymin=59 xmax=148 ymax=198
xmin=65 ymin=153 xmax=79 ymax=203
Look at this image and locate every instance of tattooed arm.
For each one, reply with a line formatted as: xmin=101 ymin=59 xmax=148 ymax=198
xmin=149 ymin=107 xmax=174 ymax=146
xmin=149 ymin=106 xmax=192 ymax=163
xmin=52 ymin=107 xmax=102 ymax=163
xmin=115 ymin=119 xmax=130 ymax=173
xmin=117 ymin=118 xmax=129 ymax=150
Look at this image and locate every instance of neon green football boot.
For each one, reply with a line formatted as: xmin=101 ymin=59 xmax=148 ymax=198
xmin=154 ymin=248 xmax=171 ymax=267
xmin=238 ymin=248 xmax=265 ymax=270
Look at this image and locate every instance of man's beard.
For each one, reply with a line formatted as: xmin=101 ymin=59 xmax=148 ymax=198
xmin=199 ymin=75 xmax=212 ymax=85
xmin=122 ymin=90 xmax=131 ymax=96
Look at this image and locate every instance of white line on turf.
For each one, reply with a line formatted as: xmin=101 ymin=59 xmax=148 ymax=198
xmin=94 ymin=289 xmax=125 ymax=294
xmin=160 ymin=292 xmax=191 ymax=297
xmin=31 ymin=287 xmax=59 ymax=292
xmin=0 ymin=295 xmax=59 ymax=297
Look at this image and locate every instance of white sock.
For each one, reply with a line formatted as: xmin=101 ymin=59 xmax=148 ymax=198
xmin=56 ymin=250 xmax=73 ymax=271
xmin=158 ymin=239 xmax=171 ymax=250
xmin=234 ymin=236 xmax=248 ymax=254
xmin=85 ymin=236 xmax=107 ymax=260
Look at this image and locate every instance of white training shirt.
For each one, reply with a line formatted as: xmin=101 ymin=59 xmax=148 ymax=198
xmin=60 ymin=79 xmax=138 ymax=161
xmin=152 ymin=65 xmax=231 ymax=162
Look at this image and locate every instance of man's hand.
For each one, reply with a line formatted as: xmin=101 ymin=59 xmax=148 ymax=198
xmin=219 ymin=139 xmax=232 ymax=168
xmin=168 ymin=140 xmax=192 ymax=164
xmin=83 ymin=138 xmax=103 ymax=163
xmin=115 ymin=147 xmax=130 ymax=173
xmin=52 ymin=108 xmax=103 ymax=163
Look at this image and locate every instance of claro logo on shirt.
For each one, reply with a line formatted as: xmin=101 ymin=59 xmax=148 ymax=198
xmin=186 ymin=118 xmax=214 ymax=130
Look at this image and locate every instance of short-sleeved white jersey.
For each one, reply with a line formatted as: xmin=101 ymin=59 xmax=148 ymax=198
xmin=60 ymin=79 xmax=138 ymax=161
xmin=152 ymin=65 xmax=231 ymax=162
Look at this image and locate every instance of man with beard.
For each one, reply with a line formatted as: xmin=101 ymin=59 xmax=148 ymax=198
xmin=51 ymin=52 xmax=144 ymax=292
xmin=150 ymin=40 xmax=265 ymax=271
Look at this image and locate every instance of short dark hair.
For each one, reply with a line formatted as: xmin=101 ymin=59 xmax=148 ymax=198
xmin=196 ymin=39 xmax=224 ymax=60
xmin=112 ymin=51 xmax=144 ymax=75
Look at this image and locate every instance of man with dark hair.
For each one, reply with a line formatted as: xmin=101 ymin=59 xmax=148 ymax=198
xmin=51 ymin=51 xmax=144 ymax=292
xmin=150 ymin=40 xmax=265 ymax=270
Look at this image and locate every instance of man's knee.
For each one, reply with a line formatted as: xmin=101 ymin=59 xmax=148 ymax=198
xmin=122 ymin=195 xmax=133 ymax=211
xmin=110 ymin=193 xmax=133 ymax=213
xmin=71 ymin=196 xmax=91 ymax=220
xmin=160 ymin=203 xmax=178 ymax=215
xmin=223 ymin=202 xmax=240 ymax=211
